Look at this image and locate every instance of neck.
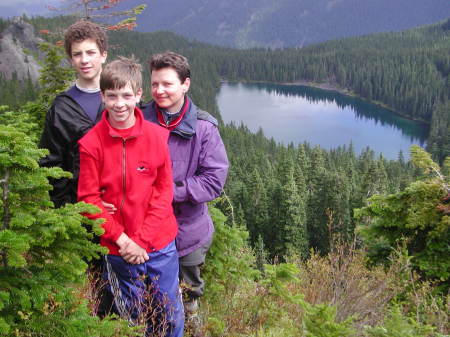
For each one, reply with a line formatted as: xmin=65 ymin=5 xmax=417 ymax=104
xmin=76 ymin=76 xmax=100 ymax=90
xmin=108 ymin=114 xmax=136 ymax=130
xmin=166 ymin=95 xmax=186 ymax=113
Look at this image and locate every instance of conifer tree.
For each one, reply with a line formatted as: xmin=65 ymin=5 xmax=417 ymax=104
xmin=48 ymin=0 xmax=146 ymax=31
xmin=279 ymin=167 xmax=308 ymax=259
xmin=0 ymin=110 xmax=134 ymax=336
xmin=273 ymin=157 xmax=308 ymax=259
xmin=245 ymin=168 xmax=269 ymax=245
xmin=356 ymin=145 xmax=450 ymax=289
xmin=307 ymin=169 xmax=352 ymax=254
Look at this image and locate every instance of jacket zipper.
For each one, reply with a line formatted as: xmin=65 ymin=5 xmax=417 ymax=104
xmin=120 ymin=138 xmax=126 ymax=225
xmin=110 ymin=134 xmax=136 ymax=228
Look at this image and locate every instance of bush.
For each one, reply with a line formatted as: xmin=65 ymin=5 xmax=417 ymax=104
xmin=0 ymin=109 xmax=136 ymax=336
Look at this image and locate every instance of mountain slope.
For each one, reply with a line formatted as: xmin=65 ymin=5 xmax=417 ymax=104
xmin=0 ymin=17 xmax=42 ymax=81
xmin=131 ymin=0 xmax=450 ymax=47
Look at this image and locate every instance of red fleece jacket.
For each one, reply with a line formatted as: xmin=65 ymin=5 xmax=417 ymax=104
xmin=77 ymin=107 xmax=177 ymax=255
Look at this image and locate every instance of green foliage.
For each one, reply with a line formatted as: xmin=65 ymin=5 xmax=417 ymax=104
xmin=201 ymin=207 xmax=447 ymax=336
xmin=356 ymin=146 xmax=450 ymax=287
xmin=36 ymin=42 xmax=75 ymax=128
xmin=203 ymin=201 xmax=259 ymax=304
xmin=301 ymin=302 xmax=355 ymax=337
xmin=1 ymin=14 xmax=446 ymax=335
xmin=0 ymin=73 xmax=39 ymax=109
xmin=202 ymin=206 xmax=359 ymax=336
xmin=47 ymin=0 xmax=146 ymax=31
xmin=0 ymin=108 xmax=136 ymax=336
xmin=222 ymin=122 xmax=417 ymax=257
xmin=364 ymin=306 xmax=443 ymax=337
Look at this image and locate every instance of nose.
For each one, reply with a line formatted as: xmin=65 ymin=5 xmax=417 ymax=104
xmin=115 ymin=97 xmax=125 ymax=108
xmin=80 ymin=52 xmax=90 ymax=64
xmin=155 ymin=84 xmax=164 ymax=94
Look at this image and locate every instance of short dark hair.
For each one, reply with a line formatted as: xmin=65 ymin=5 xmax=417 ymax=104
xmin=149 ymin=51 xmax=190 ymax=83
xmin=64 ymin=20 xmax=108 ymax=57
xmin=100 ymin=56 xmax=142 ymax=94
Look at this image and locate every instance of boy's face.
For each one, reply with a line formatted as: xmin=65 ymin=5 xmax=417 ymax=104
xmin=70 ymin=38 xmax=107 ymax=88
xmin=102 ymin=83 xmax=142 ymax=129
xmin=151 ymin=67 xmax=190 ymax=113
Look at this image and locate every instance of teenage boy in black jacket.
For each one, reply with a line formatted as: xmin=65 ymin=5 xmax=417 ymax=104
xmin=39 ymin=20 xmax=108 ymax=207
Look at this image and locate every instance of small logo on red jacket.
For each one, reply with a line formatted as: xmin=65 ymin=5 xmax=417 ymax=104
xmin=136 ymin=161 xmax=150 ymax=174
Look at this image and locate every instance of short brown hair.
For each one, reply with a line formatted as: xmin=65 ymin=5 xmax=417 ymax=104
xmin=149 ymin=51 xmax=190 ymax=83
xmin=100 ymin=56 xmax=142 ymax=94
xmin=64 ymin=20 xmax=108 ymax=57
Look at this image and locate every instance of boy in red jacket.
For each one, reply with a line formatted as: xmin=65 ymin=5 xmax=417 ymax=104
xmin=77 ymin=57 xmax=184 ymax=337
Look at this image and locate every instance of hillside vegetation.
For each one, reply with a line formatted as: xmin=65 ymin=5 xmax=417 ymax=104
xmin=128 ymin=0 xmax=450 ymax=48
xmin=108 ymin=18 xmax=450 ymax=163
xmin=2 ymin=16 xmax=449 ymax=162
xmin=0 ymin=16 xmax=448 ymax=336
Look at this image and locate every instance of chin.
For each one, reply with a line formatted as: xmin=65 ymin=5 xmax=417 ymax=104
xmin=159 ymin=105 xmax=172 ymax=110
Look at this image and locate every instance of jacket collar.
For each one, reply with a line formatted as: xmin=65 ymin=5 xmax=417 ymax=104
xmin=144 ymin=97 xmax=197 ymax=139
xmin=101 ymin=107 xmax=145 ymax=139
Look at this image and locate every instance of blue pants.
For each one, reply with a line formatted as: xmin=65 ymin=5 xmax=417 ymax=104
xmin=103 ymin=241 xmax=184 ymax=337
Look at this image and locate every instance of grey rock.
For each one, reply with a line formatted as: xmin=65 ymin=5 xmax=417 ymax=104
xmin=0 ymin=17 xmax=43 ymax=82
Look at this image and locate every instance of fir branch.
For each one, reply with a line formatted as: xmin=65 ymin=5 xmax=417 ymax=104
xmin=1 ymin=168 xmax=10 ymax=268
xmin=1 ymin=169 xmax=10 ymax=231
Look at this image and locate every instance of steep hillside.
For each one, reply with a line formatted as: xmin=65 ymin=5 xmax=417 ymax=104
xmin=130 ymin=0 xmax=450 ymax=48
xmin=0 ymin=17 xmax=42 ymax=81
xmin=1 ymin=15 xmax=448 ymax=160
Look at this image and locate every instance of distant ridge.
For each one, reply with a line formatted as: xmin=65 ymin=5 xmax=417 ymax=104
xmin=129 ymin=0 xmax=450 ymax=48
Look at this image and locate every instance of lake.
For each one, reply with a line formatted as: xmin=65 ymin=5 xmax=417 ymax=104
xmin=217 ymin=82 xmax=429 ymax=159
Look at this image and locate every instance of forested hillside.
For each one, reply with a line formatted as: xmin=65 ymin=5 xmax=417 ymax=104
xmin=104 ymin=18 xmax=450 ymax=163
xmin=0 ymin=15 xmax=449 ymax=336
xmin=2 ymin=16 xmax=449 ymax=164
xmin=218 ymin=20 xmax=450 ymax=162
xmin=1 ymin=17 xmax=449 ymax=254
xmin=127 ymin=0 xmax=450 ymax=48
xmin=91 ymin=20 xmax=448 ymax=258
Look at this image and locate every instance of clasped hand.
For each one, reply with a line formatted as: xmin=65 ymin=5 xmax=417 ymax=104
xmin=103 ymin=200 xmax=149 ymax=264
xmin=116 ymin=233 xmax=149 ymax=264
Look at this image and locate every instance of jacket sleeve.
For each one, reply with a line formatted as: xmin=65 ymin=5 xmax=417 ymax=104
xmin=77 ymin=144 xmax=124 ymax=243
xmin=131 ymin=142 xmax=175 ymax=250
xmin=39 ymin=102 xmax=76 ymax=206
xmin=39 ymin=103 xmax=66 ymax=169
xmin=174 ymin=124 xmax=229 ymax=204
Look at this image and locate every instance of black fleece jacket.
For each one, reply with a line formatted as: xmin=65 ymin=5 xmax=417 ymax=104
xmin=39 ymin=92 xmax=102 ymax=207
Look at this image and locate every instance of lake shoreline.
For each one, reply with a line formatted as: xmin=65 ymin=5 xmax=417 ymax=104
xmin=286 ymin=80 xmax=430 ymax=125
xmin=218 ymin=81 xmax=428 ymax=159
xmin=223 ymin=79 xmax=429 ymax=126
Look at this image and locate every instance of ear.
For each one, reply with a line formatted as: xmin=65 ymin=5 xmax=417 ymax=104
xmin=101 ymin=51 xmax=107 ymax=64
xmin=182 ymin=77 xmax=191 ymax=93
xmin=100 ymin=91 xmax=105 ymax=102
xmin=136 ymin=88 xmax=143 ymax=101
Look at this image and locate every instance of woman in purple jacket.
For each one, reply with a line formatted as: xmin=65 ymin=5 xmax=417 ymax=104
xmin=142 ymin=52 xmax=229 ymax=324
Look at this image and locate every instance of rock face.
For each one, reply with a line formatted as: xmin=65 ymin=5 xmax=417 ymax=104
xmin=0 ymin=17 xmax=43 ymax=82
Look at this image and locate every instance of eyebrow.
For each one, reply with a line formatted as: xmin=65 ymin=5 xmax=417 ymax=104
xmin=72 ymin=48 xmax=98 ymax=53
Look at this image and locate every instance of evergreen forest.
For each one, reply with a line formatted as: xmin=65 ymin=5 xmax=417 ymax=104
xmin=0 ymin=14 xmax=449 ymax=337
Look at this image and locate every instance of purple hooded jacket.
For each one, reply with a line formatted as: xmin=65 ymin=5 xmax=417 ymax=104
xmin=142 ymin=98 xmax=229 ymax=257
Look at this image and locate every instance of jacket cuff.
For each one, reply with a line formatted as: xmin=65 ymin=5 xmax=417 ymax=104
xmin=130 ymin=235 xmax=152 ymax=252
xmin=173 ymin=181 xmax=187 ymax=203
xmin=110 ymin=229 xmax=124 ymax=244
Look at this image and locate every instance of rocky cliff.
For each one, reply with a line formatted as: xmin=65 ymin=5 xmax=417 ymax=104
xmin=0 ymin=18 xmax=42 ymax=82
